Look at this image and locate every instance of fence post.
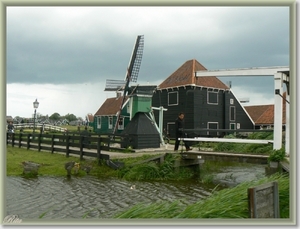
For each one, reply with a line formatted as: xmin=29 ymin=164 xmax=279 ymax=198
xmin=66 ymin=134 xmax=70 ymax=157
xmin=79 ymin=135 xmax=84 ymax=160
xmin=11 ymin=133 xmax=15 ymax=147
xmin=97 ymin=137 xmax=102 ymax=165
xmin=27 ymin=134 xmax=31 ymax=150
xmin=51 ymin=135 xmax=55 ymax=153
xmin=18 ymin=132 xmax=22 ymax=148
xmin=38 ymin=134 xmax=42 ymax=151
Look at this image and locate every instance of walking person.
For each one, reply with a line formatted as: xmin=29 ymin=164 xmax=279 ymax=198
xmin=7 ymin=121 xmax=14 ymax=143
xmin=174 ymin=112 xmax=192 ymax=151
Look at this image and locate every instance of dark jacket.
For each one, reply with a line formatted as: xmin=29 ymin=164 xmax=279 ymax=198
xmin=175 ymin=117 xmax=185 ymax=137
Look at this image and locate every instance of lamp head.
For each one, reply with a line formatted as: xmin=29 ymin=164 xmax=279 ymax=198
xmin=33 ymin=99 xmax=39 ymax=109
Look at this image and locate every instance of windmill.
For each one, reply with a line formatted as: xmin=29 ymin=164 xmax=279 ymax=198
xmin=104 ymin=35 xmax=144 ymax=134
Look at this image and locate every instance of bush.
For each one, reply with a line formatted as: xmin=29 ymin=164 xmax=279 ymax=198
xmin=268 ymin=148 xmax=286 ymax=162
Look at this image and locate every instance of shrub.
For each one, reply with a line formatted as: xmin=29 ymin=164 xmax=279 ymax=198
xmin=268 ymin=148 xmax=286 ymax=162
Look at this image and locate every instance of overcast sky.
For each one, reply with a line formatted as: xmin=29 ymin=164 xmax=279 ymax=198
xmin=6 ymin=6 xmax=290 ymax=119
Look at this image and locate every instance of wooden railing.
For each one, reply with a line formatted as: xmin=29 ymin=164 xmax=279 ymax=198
xmin=7 ymin=123 xmax=67 ymax=132
xmin=6 ymin=132 xmax=133 ymax=165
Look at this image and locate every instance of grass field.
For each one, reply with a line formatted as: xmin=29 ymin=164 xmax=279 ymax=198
xmin=6 ymin=146 xmax=159 ymax=178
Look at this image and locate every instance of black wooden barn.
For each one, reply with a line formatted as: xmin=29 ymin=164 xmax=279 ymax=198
xmin=151 ymin=59 xmax=254 ymax=138
xmin=121 ymin=112 xmax=160 ymax=149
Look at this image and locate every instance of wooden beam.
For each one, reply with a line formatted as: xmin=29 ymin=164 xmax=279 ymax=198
xmin=180 ymin=137 xmax=273 ymax=144
xmin=195 ymin=66 xmax=289 ymax=77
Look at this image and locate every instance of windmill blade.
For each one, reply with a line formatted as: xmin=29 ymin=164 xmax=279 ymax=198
xmin=125 ymin=35 xmax=144 ymax=83
xmin=113 ymin=35 xmax=144 ymax=134
xmin=104 ymin=79 xmax=126 ymax=91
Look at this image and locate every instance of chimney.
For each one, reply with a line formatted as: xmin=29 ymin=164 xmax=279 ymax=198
xmin=116 ymin=91 xmax=122 ymax=98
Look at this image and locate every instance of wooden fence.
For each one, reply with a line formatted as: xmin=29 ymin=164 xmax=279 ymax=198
xmin=6 ymin=132 xmax=132 ymax=165
xmin=9 ymin=123 xmax=67 ymax=132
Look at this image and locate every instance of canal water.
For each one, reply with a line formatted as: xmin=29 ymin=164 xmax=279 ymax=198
xmin=5 ymin=163 xmax=267 ymax=220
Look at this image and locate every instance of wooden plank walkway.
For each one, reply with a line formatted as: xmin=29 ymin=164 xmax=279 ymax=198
xmin=280 ymin=161 xmax=290 ymax=172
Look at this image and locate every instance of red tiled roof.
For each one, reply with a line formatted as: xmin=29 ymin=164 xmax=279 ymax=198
xmin=94 ymin=96 xmax=128 ymax=116
xmin=244 ymin=92 xmax=287 ymax=125
xmin=158 ymin=59 xmax=229 ymax=90
xmin=244 ymin=105 xmax=274 ymax=124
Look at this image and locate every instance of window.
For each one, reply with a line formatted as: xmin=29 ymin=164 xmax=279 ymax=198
xmin=207 ymin=91 xmax=218 ymax=105
xmin=230 ymin=106 xmax=236 ymax=121
xmin=97 ymin=116 xmax=101 ymax=129
xmin=118 ymin=117 xmax=124 ymax=130
xmin=127 ymin=103 xmax=130 ymax=114
xmin=230 ymin=123 xmax=236 ymax=130
xmin=167 ymin=122 xmax=175 ymax=138
xmin=230 ymin=123 xmax=236 ymax=135
xmin=230 ymin=98 xmax=234 ymax=105
xmin=108 ymin=117 xmax=113 ymax=129
xmin=168 ymin=91 xmax=178 ymax=106
xmin=207 ymin=122 xmax=218 ymax=136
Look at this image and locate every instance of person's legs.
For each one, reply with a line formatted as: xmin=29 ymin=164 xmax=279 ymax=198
xmin=174 ymin=133 xmax=182 ymax=151
xmin=184 ymin=141 xmax=192 ymax=150
xmin=174 ymin=139 xmax=180 ymax=151
xmin=184 ymin=141 xmax=189 ymax=149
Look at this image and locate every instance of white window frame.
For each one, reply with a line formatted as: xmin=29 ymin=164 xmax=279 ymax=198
xmin=108 ymin=116 xmax=113 ymax=129
xmin=167 ymin=122 xmax=175 ymax=138
xmin=230 ymin=106 xmax=236 ymax=121
xmin=168 ymin=91 xmax=178 ymax=106
xmin=230 ymin=98 xmax=234 ymax=105
xmin=97 ymin=116 xmax=101 ymax=129
xmin=207 ymin=122 xmax=219 ymax=136
xmin=207 ymin=91 xmax=218 ymax=105
xmin=127 ymin=103 xmax=131 ymax=114
xmin=118 ymin=117 xmax=124 ymax=130
xmin=230 ymin=123 xmax=236 ymax=130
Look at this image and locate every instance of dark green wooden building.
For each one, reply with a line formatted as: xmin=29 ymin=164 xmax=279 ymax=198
xmin=151 ymin=59 xmax=255 ymax=138
xmin=93 ymin=85 xmax=157 ymax=136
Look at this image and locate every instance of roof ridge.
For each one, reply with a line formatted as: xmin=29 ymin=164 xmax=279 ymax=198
xmin=158 ymin=59 xmax=228 ymax=89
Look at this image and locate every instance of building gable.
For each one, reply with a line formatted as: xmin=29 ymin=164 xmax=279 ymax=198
xmin=158 ymin=59 xmax=229 ymax=90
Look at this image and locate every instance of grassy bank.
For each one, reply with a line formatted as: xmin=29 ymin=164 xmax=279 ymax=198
xmin=6 ymin=146 xmax=195 ymax=180
xmin=6 ymin=146 xmax=162 ymax=178
xmin=114 ymin=173 xmax=290 ymax=218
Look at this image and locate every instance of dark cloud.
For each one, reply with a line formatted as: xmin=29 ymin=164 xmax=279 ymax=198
xmin=7 ymin=6 xmax=290 ymax=88
xmin=5 ymin=6 xmax=292 ymax=118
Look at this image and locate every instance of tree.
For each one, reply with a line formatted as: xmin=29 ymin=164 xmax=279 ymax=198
xmin=49 ymin=112 xmax=60 ymax=121
xmin=64 ymin=113 xmax=77 ymax=122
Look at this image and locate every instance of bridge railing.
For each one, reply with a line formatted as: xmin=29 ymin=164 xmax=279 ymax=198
xmin=180 ymin=128 xmax=274 ymax=145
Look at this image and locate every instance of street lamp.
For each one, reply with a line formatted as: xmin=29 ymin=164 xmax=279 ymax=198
xmin=33 ymin=99 xmax=39 ymax=134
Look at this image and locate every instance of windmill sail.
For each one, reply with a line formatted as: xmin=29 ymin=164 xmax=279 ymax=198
xmin=126 ymin=35 xmax=144 ymax=83
xmin=104 ymin=79 xmax=126 ymax=91
xmin=112 ymin=35 xmax=144 ymax=134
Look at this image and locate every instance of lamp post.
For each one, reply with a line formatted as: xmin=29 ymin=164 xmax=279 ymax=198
xmin=33 ymin=99 xmax=39 ymax=134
